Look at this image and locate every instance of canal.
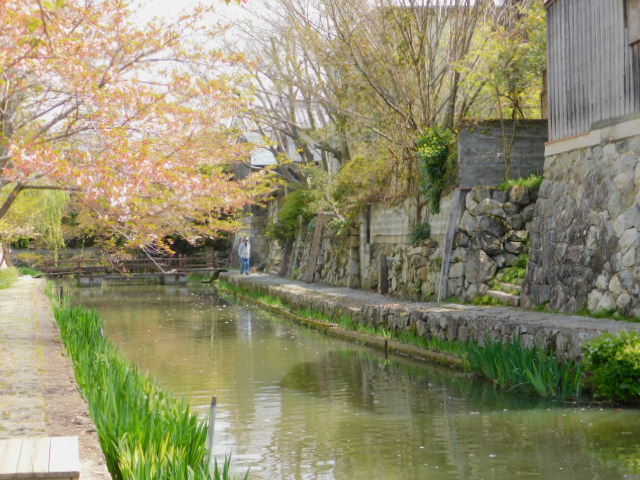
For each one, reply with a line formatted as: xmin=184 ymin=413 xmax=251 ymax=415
xmin=72 ymin=284 xmax=640 ymax=480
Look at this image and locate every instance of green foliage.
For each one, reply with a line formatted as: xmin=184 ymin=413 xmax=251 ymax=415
xmin=498 ymin=174 xmax=543 ymax=191
xmin=50 ymin=293 xmax=246 ymax=480
xmin=328 ymin=217 xmax=352 ymax=238
xmin=495 ymin=254 xmax=529 ymax=286
xmin=18 ymin=266 xmax=42 ymax=276
xmin=416 ymin=128 xmax=454 ymax=214
xmin=0 ymin=267 xmax=19 ymax=289
xmin=583 ymin=332 xmax=640 ymax=403
xmin=1 ymin=188 xmax=68 ymax=251
xmin=265 ymin=189 xmax=313 ymax=247
xmin=458 ymin=1 xmax=546 ymax=120
xmin=472 ymin=295 xmax=504 ymax=306
xmin=410 ymin=221 xmax=431 ymax=245
xmin=467 ymin=335 xmax=582 ymax=399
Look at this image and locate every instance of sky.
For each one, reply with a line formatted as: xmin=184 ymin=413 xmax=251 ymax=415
xmin=131 ymin=0 xmax=253 ymax=25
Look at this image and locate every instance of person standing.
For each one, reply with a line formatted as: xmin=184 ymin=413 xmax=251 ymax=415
xmin=238 ymin=237 xmax=251 ymax=275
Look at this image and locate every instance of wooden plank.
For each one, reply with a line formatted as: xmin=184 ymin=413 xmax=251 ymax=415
xmin=16 ymin=438 xmax=50 ymax=476
xmin=31 ymin=438 xmax=51 ymax=476
xmin=48 ymin=437 xmax=79 ymax=479
xmin=0 ymin=438 xmax=22 ymax=477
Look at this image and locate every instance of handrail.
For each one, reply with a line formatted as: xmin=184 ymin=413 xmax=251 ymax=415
xmin=41 ymin=254 xmax=224 ymax=275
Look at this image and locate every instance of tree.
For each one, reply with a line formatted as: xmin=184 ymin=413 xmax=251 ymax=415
xmin=234 ymin=0 xmax=490 ymax=213
xmin=0 ymin=0 xmax=274 ymax=249
xmin=458 ymin=0 xmax=546 ymax=179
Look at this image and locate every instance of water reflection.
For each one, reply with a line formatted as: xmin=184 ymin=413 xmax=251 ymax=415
xmin=71 ymin=284 xmax=640 ymax=480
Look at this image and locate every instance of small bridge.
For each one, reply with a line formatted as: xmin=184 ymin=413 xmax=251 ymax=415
xmin=43 ymin=254 xmax=226 ymax=286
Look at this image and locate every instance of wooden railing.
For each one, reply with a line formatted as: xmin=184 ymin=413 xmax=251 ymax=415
xmin=42 ymin=254 xmax=225 ymax=276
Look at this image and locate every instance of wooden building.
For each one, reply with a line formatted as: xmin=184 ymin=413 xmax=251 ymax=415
xmin=545 ymin=0 xmax=640 ymax=141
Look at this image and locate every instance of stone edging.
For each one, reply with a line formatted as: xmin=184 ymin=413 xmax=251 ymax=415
xmin=220 ymin=273 xmax=640 ymax=361
xmin=218 ymin=286 xmax=463 ymax=369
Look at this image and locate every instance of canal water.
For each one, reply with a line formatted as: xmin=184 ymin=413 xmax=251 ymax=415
xmin=72 ymin=284 xmax=640 ymax=480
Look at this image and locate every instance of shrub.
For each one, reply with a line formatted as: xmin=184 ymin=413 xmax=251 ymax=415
xmin=498 ymin=174 xmax=543 ymax=191
xmin=410 ymin=221 xmax=431 ymax=245
xmin=583 ymin=332 xmax=640 ymax=403
xmin=265 ymin=189 xmax=313 ymax=247
xmin=18 ymin=266 xmax=42 ymax=276
xmin=416 ymin=128 xmax=455 ymax=214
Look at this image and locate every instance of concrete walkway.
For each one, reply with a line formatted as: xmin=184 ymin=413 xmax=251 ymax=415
xmin=0 ymin=277 xmax=110 ymax=479
xmin=222 ymin=272 xmax=640 ymax=360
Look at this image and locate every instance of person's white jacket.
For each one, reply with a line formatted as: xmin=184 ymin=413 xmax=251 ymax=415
xmin=238 ymin=241 xmax=250 ymax=259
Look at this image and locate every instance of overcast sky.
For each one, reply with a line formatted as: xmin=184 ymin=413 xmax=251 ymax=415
xmin=131 ymin=0 xmax=252 ymax=25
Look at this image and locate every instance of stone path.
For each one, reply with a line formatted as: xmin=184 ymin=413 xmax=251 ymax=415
xmin=0 ymin=276 xmax=110 ymax=479
xmin=222 ymin=272 xmax=640 ymax=360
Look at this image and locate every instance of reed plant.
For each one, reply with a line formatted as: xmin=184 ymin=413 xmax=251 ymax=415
xmin=50 ymin=294 xmax=245 ymax=480
xmin=217 ymin=279 xmax=585 ymax=400
xmin=466 ymin=335 xmax=582 ymax=399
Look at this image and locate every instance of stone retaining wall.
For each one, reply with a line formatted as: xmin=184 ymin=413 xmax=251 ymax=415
xmin=446 ymin=184 xmax=538 ymax=300
xmin=221 ymin=273 xmax=640 ymax=361
xmin=523 ymin=134 xmax=640 ymax=315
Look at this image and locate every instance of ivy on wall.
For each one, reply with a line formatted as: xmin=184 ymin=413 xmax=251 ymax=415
xmin=416 ymin=128 xmax=454 ymax=214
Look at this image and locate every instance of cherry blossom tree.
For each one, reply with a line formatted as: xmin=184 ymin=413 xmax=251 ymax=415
xmin=0 ymin=0 xmax=273 ymax=249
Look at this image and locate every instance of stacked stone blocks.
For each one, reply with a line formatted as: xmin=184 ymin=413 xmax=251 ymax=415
xmin=522 ymin=135 xmax=640 ymax=316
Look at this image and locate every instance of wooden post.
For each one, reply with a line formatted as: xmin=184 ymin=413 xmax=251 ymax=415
xmin=206 ymin=396 xmax=217 ymax=467
xmin=379 ymin=255 xmax=389 ymax=295
xmin=305 ymin=213 xmax=328 ymax=283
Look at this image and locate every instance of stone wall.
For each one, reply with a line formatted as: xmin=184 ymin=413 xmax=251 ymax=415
xmin=360 ymin=240 xmax=442 ymax=301
xmin=446 ymin=184 xmax=538 ymax=300
xmin=522 ymin=134 xmax=640 ymax=316
xmin=284 ymin=219 xmax=358 ymax=287
xmin=458 ymin=120 xmax=547 ymax=189
xmin=358 ymin=193 xmax=456 ymax=299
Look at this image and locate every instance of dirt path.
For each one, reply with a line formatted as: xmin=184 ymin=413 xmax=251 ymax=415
xmin=0 ymin=276 xmax=111 ymax=479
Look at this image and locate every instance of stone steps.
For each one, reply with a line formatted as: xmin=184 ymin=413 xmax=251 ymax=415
xmin=487 ymin=289 xmax=520 ymax=307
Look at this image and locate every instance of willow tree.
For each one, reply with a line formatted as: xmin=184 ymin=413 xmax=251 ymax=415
xmin=0 ymin=0 xmax=275 ymax=251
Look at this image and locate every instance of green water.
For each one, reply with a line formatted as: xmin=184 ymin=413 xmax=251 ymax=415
xmin=72 ymin=284 xmax=640 ymax=480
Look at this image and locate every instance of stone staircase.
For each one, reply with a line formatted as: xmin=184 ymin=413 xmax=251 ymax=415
xmin=487 ymin=281 xmax=522 ymax=307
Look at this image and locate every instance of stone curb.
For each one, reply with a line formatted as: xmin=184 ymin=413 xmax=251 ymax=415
xmin=220 ymin=287 xmax=463 ymax=369
xmin=220 ymin=272 xmax=640 ymax=361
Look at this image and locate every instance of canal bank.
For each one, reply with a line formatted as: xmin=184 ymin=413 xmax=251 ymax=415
xmin=72 ymin=280 xmax=640 ymax=480
xmin=0 ymin=276 xmax=110 ymax=479
xmin=220 ymin=272 xmax=640 ymax=361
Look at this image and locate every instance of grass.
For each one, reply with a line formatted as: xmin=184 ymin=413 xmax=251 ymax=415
xmin=534 ymin=302 xmax=640 ymax=324
xmin=467 ymin=335 xmax=583 ymax=399
xmin=0 ymin=267 xmax=19 ymax=289
xmin=18 ymin=266 xmax=43 ymax=276
xmin=218 ymin=278 xmax=582 ymax=399
xmin=48 ymin=285 xmax=246 ymax=480
xmin=472 ymin=295 xmax=505 ymax=306
xmin=498 ymin=174 xmax=544 ymax=191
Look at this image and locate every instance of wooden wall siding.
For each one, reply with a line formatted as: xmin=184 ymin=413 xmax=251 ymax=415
xmin=547 ymin=0 xmax=639 ymax=141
